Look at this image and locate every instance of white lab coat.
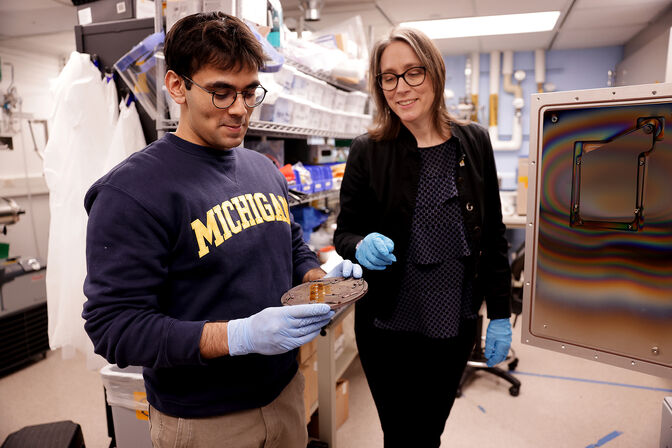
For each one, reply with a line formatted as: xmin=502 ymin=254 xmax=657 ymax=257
xmin=105 ymin=98 xmax=146 ymax=171
xmin=43 ymin=51 xmax=145 ymax=369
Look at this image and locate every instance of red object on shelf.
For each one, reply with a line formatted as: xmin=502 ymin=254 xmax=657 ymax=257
xmin=280 ymin=164 xmax=295 ymax=183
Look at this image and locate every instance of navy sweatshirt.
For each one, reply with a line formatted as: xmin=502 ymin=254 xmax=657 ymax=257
xmin=83 ymin=133 xmax=320 ymax=417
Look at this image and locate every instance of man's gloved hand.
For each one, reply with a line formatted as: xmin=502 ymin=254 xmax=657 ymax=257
xmin=324 ymin=259 xmax=363 ymax=279
xmin=484 ymin=318 xmax=512 ymax=367
xmin=228 ymin=304 xmax=334 ymax=356
xmin=355 ymin=232 xmax=396 ymax=271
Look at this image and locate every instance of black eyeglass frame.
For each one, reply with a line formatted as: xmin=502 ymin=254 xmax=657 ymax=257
xmin=181 ymin=75 xmax=268 ymax=109
xmin=376 ymin=66 xmax=427 ymax=91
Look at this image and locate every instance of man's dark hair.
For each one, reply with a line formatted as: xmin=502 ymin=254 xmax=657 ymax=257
xmin=164 ymin=12 xmax=265 ymax=87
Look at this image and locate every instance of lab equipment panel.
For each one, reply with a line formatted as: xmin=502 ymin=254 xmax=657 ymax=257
xmin=523 ymin=83 xmax=672 ymax=377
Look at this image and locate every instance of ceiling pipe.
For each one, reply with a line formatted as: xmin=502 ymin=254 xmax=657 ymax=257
xmin=488 ymin=50 xmax=523 ymax=151
xmin=535 ymin=49 xmax=546 ymax=93
xmin=470 ymin=52 xmax=479 ymax=122
xmin=502 ymin=51 xmax=523 ymax=106
xmin=489 ymin=51 xmax=500 ymax=128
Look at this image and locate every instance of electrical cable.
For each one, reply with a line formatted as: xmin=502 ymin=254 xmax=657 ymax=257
xmin=19 ymin=113 xmax=44 ymax=260
xmin=27 ymin=120 xmax=45 ymax=161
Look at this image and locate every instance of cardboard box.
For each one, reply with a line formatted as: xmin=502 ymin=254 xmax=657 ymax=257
xmin=333 ymin=321 xmax=345 ymax=358
xmin=298 ymin=338 xmax=317 ymax=364
xmin=77 ymin=0 xmax=135 ymax=25
xmin=516 ymin=157 xmax=529 ymax=216
xmin=307 ymin=379 xmax=350 ymax=436
xmin=300 ymin=352 xmax=318 ymax=424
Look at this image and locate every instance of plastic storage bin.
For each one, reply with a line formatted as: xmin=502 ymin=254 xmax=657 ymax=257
xmin=114 ymin=31 xmax=165 ymax=120
xmin=345 ymin=91 xmax=369 ymax=114
xmin=100 ymin=364 xmax=152 ymax=448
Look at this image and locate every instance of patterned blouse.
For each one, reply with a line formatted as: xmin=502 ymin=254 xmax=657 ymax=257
xmin=374 ymin=137 xmax=476 ymax=338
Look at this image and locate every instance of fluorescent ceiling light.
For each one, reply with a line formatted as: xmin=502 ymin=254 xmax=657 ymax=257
xmin=400 ymin=11 xmax=561 ymax=39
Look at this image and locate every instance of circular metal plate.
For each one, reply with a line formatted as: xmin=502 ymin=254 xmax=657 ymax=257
xmin=280 ymin=277 xmax=368 ymax=310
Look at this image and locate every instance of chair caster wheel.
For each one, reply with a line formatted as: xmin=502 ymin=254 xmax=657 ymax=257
xmin=508 ymin=359 xmax=518 ymax=371
xmin=509 ymin=386 xmax=520 ymax=396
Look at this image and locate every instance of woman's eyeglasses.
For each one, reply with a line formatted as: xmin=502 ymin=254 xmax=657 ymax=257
xmin=376 ymin=66 xmax=426 ymax=91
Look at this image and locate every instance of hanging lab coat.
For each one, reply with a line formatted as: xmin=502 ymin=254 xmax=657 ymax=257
xmin=104 ymin=98 xmax=146 ymax=171
xmin=43 ymin=51 xmax=144 ymax=369
xmin=104 ymin=74 xmax=119 ymax=130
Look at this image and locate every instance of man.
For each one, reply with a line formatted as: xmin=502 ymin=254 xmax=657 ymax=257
xmin=82 ymin=12 xmax=360 ymax=447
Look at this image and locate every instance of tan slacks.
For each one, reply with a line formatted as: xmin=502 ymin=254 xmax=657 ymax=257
xmin=149 ymin=370 xmax=307 ymax=448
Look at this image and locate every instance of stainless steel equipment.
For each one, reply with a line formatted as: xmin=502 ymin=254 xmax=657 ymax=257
xmin=0 ymin=197 xmax=48 ymax=376
xmin=1 ymin=196 xmax=24 ymax=227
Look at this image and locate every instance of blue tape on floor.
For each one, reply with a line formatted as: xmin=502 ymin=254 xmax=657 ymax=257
xmin=477 ymin=405 xmax=486 ymax=413
xmin=512 ymin=371 xmax=672 ymax=393
xmin=585 ymin=430 xmax=622 ymax=447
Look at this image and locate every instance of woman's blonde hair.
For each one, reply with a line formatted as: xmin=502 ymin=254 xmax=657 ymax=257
xmin=367 ymin=27 xmax=463 ymax=141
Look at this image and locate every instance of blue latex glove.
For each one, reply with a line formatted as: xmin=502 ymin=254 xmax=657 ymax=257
xmin=228 ymin=304 xmax=334 ymax=356
xmin=355 ymin=232 xmax=396 ymax=271
xmin=324 ymin=259 xmax=363 ymax=279
xmin=484 ymin=318 xmax=513 ymax=367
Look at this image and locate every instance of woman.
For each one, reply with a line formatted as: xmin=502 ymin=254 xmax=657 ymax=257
xmin=334 ymin=27 xmax=513 ymax=447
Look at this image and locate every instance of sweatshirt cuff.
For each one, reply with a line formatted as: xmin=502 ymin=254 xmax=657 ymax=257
xmin=294 ymin=259 xmax=321 ymax=285
xmin=166 ymin=319 xmax=209 ymax=366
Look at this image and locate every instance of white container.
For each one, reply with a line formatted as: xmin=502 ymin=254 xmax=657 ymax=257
xmin=274 ymin=64 xmax=296 ymax=92
xmin=320 ymin=109 xmax=334 ymax=132
xmin=308 ymin=104 xmax=326 ymax=130
xmin=333 ymin=89 xmax=348 ymax=112
xmin=307 ymin=78 xmax=326 ymax=106
xmin=291 ymin=97 xmax=312 ymax=128
xmin=320 ymin=84 xmax=337 ymax=109
xmin=291 ymin=71 xmax=312 ymax=101
xmin=100 ymin=364 xmax=152 ymax=448
xmin=345 ymin=91 xmax=369 ymax=114
xmin=166 ymin=0 xmax=202 ymax=33
xmin=331 ymin=111 xmax=349 ymax=134
xmin=259 ymin=93 xmax=294 ymax=124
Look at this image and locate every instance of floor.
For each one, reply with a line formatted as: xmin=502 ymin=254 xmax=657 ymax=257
xmin=1 ymin=320 xmax=671 ymax=448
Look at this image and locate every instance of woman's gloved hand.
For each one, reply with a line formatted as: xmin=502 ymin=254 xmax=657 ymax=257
xmin=227 ymin=304 xmax=334 ymax=356
xmin=355 ymin=232 xmax=396 ymax=271
xmin=324 ymin=259 xmax=363 ymax=279
xmin=484 ymin=318 xmax=512 ymax=367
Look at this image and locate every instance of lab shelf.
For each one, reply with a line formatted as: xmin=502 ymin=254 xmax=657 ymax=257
xmin=247 ymin=120 xmax=359 ymax=139
xmin=335 ymin=344 xmax=358 ymax=381
xmin=288 ymin=188 xmax=340 ymax=207
xmin=157 ymin=119 xmax=360 ymax=140
xmin=282 ymin=56 xmax=366 ymax=93
xmin=316 ymin=304 xmax=357 ymax=447
xmin=502 ymin=214 xmax=527 ymax=228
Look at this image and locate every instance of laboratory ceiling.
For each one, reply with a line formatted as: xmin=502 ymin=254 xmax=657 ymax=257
xmin=281 ymin=0 xmax=672 ymax=54
xmin=0 ymin=0 xmax=670 ymax=55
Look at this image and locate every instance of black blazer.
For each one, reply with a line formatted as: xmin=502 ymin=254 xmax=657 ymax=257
xmin=334 ymin=122 xmax=511 ymax=323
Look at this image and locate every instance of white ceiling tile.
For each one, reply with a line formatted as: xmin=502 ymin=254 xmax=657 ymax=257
xmin=565 ymin=4 xmax=668 ymax=28
xmin=434 ymin=37 xmax=481 ymax=55
xmin=378 ymin=0 xmax=475 ymax=22
xmin=478 ymin=31 xmax=555 ymax=52
xmin=576 ymin=0 xmax=669 ymax=8
xmin=474 ymin=0 xmax=569 ymax=16
xmin=553 ymin=24 xmax=643 ymax=49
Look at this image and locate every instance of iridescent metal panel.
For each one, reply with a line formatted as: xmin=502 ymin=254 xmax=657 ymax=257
xmin=525 ymin=86 xmax=672 ymax=377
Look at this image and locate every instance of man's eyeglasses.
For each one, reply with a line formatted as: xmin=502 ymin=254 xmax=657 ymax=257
xmin=376 ymin=66 xmax=427 ymax=91
xmin=182 ymin=75 xmax=267 ymax=109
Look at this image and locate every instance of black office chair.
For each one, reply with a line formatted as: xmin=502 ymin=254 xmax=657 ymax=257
xmin=456 ymin=242 xmax=525 ymax=397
